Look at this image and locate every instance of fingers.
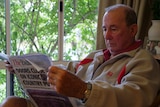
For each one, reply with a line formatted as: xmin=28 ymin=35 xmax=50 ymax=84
xmin=47 ymin=66 xmax=56 ymax=80
xmin=48 ymin=66 xmax=61 ymax=74
xmin=47 ymin=66 xmax=59 ymax=88
xmin=47 ymin=66 xmax=67 ymax=91
xmin=4 ymin=60 xmax=9 ymax=64
xmin=4 ymin=60 xmax=15 ymax=73
xmin=47 ymin=66 xmax=65 ymax=79
xmin=48 ymin=78 xmax=57 ymax=90
xmin=47 ymin=74 xmax=56 ymax=86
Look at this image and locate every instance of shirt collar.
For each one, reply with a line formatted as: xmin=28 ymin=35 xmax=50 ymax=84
xmin=103 ymin=40 xmax=143 ymax=61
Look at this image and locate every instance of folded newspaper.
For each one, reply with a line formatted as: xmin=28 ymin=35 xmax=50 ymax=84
xmin=0 ymin=53 xmax=73 ymax=107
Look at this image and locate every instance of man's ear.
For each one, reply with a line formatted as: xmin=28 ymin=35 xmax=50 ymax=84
xmin=130 ymin=24 xmax=138 ymax=37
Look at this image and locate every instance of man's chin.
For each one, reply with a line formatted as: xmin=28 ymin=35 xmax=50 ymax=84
xmin=108 ymin=49 xmax=119 ymax=55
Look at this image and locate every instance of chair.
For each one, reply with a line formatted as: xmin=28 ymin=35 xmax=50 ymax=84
xmin=150 ymin=59 xmax=160 ymax=107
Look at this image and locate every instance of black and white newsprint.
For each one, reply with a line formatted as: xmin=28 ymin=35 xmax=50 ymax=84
xmin=1 ymin=53 xmax=74 ymax=107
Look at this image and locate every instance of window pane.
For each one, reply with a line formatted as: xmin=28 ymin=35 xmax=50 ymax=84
xmin=0 ymin=0 xmax=6 ymax=102
xmin=0 ymin=69 xmax=6 ymax=102
xmin=10 ymin=0 xmax=59 ymax=60
xmin=0 ymin=0 xmax=6 ymax=53
xmin=64 ymin=0 xmax=98 ymax=61
xmin=10 ymin=0 xmax=59 ymax=97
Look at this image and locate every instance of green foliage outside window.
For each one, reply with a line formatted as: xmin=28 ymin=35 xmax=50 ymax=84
xmin=9 ymin=0 xmax=98 ymax=60
xmin=0 ymin=70 xmax=6 ymax=102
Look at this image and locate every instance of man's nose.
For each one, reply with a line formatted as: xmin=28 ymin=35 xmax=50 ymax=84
xmin=104 ymin=30 xmax=112 ymax=40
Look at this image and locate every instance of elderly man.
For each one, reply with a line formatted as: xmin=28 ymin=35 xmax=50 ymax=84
xmin=1 ymin=4 xmax=160 ymax=107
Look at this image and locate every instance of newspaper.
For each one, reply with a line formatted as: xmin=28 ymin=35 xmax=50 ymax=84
xmin=0 ymin=53 xmax=73 ymax=107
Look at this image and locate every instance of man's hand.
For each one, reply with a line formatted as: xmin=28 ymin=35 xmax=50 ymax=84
xmin=4 ymin=60 xmax=15 ymax=74
xmin=47 ymin=66 xmax=87 ymax=99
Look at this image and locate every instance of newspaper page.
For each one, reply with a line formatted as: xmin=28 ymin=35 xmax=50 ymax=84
xmin=7 ymin=53 xmax=73 ymax=107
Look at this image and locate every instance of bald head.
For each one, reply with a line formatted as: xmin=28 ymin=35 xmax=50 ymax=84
xmin=105 ymin=4 xmax=137 ymax=26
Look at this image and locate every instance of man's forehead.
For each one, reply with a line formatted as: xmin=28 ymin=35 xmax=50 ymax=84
xmin=103 ymin=12 xmax=126 ymax=23
xmin=104 ymin=7 xmax=126 ymax=19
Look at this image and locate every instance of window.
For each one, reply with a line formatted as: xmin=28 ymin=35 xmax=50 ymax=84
xmin=63 ymin=0 xmax=98 ymax=60
xmin=0 ymin=0 xmax=98 ymax=102
xmin=9 ymin=0 xmax=98 ymax=61
xmin=0 ymin=0 xmax=7 ymax=102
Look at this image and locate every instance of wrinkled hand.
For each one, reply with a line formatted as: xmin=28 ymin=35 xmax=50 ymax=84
xmin=47 ymin=66 xmax=87 ymax=99
xmin=4 ymin=60 xmax=15 ymax=74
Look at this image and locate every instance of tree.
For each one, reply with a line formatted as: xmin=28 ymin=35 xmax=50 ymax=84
xmin=9 ymin=0 xmax=98 ymax=60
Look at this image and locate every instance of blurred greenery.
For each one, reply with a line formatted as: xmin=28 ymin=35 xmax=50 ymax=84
xmin=0 ymin=70 xmax=6 ymax=102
